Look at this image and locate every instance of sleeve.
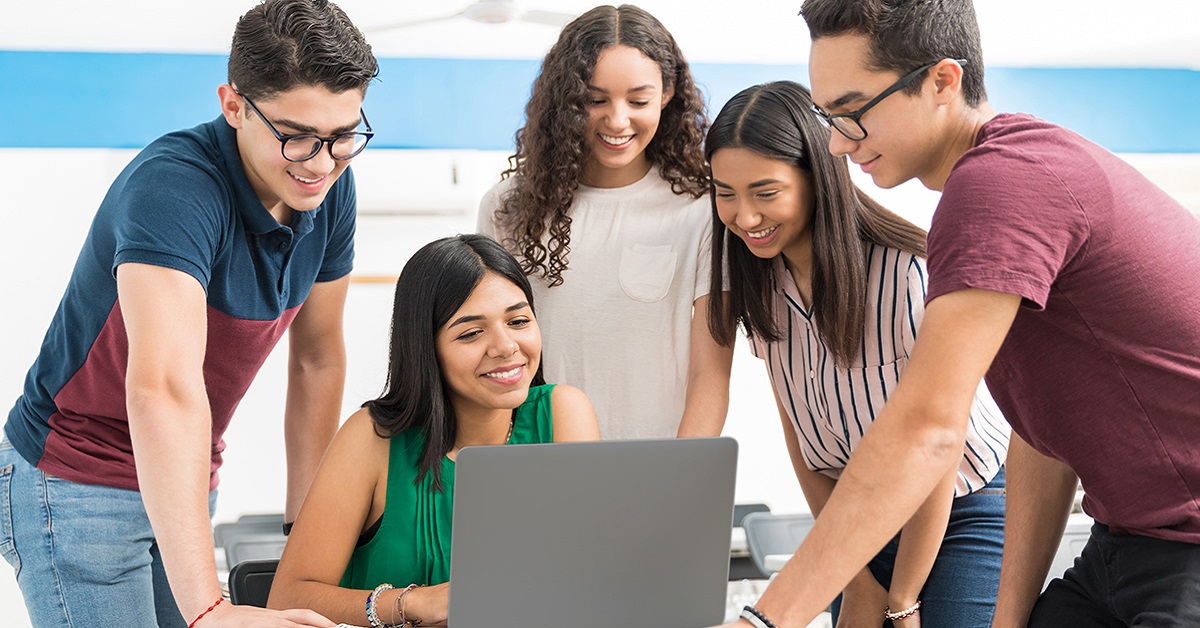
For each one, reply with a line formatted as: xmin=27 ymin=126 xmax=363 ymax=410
xmin=316 ymin=167 xmax=357 ymax=282
xmin=692 ymin=196 xmax=718 ymax=299
xmin=900 ymin=255 xmax=928 ymax=359
xmin=111 ymin=155 xmax=227 ymax=289
xmin=926 ymin=147 xmax=1089 ymax=310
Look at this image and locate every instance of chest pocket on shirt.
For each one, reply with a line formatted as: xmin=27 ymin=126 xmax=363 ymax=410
xmin=618 ymin=244 xmax=677 ymax=303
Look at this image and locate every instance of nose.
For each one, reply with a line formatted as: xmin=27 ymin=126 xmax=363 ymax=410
xmin=827 ymin=128 xmax=858 ymax=158
xmin=310 ymin=148 xmax=337 ymax=174
xmin=606 ymin=102 xmax=630 ymax=129
xmin=487 ymin=328 xmax=519 ymax=359
xmin=732 ymin=202 xmax=762 ymax=232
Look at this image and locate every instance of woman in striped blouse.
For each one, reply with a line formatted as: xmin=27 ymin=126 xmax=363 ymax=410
xmin=706 ymin=81 xmax=1010 ymax=628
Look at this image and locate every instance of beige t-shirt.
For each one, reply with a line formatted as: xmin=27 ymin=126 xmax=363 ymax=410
xmin=477 ymin=168 xmax=713 ymax=439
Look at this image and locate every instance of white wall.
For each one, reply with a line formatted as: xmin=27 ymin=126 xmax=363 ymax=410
xmin=2 ymin=146 xmax=1198 ymax=625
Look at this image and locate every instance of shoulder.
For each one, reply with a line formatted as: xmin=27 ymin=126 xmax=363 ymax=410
xmin=549 ymin=385 xmax=600 ymax=442
xmin=326 ymin=408 xmax=391 ymax=464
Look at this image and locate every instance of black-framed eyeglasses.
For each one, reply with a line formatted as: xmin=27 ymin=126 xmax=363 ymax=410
xmin=810 ymin=58 xmax=968 ymax=141
xmin=239 ymin=93 xmax=374 ymax=162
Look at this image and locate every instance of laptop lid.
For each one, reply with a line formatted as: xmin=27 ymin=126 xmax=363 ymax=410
xmin=447 ymin=437 xmax=738 ymax=628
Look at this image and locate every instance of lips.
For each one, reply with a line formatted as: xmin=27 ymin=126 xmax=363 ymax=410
xmin=742 ymin=224 xmax=780 ymax=247
xmin=481 ymin=364 xmax=524 ymax=386
xmin=856 ymin=155 xmax=880 ymax=174
xmin=288 ymin=170 xmax=326 ymax=189
xmin=598 ymin=133 xmax=634 ymax=148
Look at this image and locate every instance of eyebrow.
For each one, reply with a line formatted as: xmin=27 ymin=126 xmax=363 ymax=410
xmin=586 ymin=84 xmax=657 ymax=95
xmin=447 ymin=301 xmax=531 ymax=328
xmin=712 ymin=177 xmax=784 ymax=189
xmin=271 ymin=115 xmax=363 ymax=136
xmin=823 ymin=91 xmax=869 ymax=111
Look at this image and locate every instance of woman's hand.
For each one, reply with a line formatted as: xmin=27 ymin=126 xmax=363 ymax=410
xmin=836 ymin=574 xmax=887 ymax=628
xmin=404 ymin=582 xmax=450 ymax=626
xmin=892 ymin=608 xmax=921 ymax=628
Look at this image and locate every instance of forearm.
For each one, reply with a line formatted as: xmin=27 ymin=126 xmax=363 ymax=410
xmin=756 ymin=411 xmax=964 ymax=626
xmin=283 ymin=359 xmax=345 ymax=521
xmin=677 ymin=297 xmax=734 ymax=438
xmin=991 ymin=434 xmax=1077 ymax=628
xmin=677 ymin=369 xmax=731 ymax=437
xmin=889 ymin=466 xmax=957 ymax=609
xmin=128 ymin=390 xmax=223 ymax=623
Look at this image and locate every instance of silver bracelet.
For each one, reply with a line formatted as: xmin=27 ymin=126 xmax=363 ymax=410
xmin=884 ymin=599 xmax=921 ymax=621
xmin=366 ymin=583 xmax=394 ymax=628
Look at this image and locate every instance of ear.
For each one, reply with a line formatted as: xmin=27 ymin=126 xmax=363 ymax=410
xmin=930 ymin=59 xmax=964 ymax=106
xmin=661 ymin=82 xmax=676 ymax=110
xmin=217 ymin=84 xmax=246 ymax=129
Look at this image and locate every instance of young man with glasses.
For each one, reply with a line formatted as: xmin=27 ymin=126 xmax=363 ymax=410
xmin=0 ymin=1 xmax=377 ymax=626
xmin=719 ymin=1 xmax=1200 ymax=627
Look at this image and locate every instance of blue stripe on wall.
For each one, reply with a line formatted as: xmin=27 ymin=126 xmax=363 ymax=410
xmin=2 ymin=51 xmax=1197 ymax=152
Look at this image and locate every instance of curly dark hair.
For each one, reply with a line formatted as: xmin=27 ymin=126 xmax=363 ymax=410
xmin=494 ymin=4 xmax=709 ymax=287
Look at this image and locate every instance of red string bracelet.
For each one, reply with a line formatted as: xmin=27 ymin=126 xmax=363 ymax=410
xmin=188 ymin=596 xmax=224 ymax=628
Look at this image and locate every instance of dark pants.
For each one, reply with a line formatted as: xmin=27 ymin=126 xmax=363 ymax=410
xmin=830 ymin=467 xmax=1006 ymax=628
xmin=1029 ymin=523 xmax=1200 ymax=627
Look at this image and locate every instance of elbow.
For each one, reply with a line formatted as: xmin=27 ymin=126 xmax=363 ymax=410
xmin=903 ymin=404 xmax=969 ymax=469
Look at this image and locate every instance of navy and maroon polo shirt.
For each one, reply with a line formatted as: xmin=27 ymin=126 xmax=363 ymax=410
xmin=4 ymin=116 xmax=356 ymax=492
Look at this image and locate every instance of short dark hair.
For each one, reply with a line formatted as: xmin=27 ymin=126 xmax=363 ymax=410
xmin=228 ymin=0 xmax=378 ymax=100
xmin=705 ymin=81 xmax=927 ymax=365
xmin=801 ymin=0 xmax=987 ymax=107
xmin=364 ymin=234 xmax=544 ymax=491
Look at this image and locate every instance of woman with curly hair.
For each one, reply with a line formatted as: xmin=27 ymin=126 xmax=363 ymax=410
xmin=477 ymin=4 xmax=733 ymax=440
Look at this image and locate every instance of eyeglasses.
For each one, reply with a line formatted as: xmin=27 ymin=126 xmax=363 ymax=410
xmin=240 ymin=93 xmax=374 ymax=162
xmin=810 ymin=58 xmax=968 ymax=141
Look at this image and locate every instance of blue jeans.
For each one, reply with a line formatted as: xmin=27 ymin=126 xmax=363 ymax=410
xmin=830 ymin=466 xmax=1006 ymax=628
xmin=1030 ymin=522 xmax=1200 ymax=627
xmin=0 ymin=440 xmax=217 ymax=627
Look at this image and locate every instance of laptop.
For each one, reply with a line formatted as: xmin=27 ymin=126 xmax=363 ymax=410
xmin=447 ymin=437 xmax=738 ymax=628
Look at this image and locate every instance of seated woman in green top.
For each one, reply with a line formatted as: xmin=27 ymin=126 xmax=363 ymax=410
xmin=269 ymin=234 xmax=600 ymax=627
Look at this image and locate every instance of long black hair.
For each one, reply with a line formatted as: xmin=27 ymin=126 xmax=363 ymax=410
xmin=705 ymin=81 xmax=926 ymax=365
xmin=364 ymin=234 xmax=544 ymax=491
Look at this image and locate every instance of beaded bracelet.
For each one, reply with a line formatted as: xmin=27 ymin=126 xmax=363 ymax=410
xmin=366 ymin=583 xmax=395 ymax=628
xmin=884 ymin=599 xmax=921 ymax=621
xmin=187 ymin=596 xmax=223 ymax=628
xmin=740 ymin=605 xmax=779 ymax=628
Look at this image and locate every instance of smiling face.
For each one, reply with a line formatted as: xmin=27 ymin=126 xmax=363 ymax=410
xmin=435 ymin=272 xmax=542 ymax=419
xmin=711 ymin=147 xmax=816 ymax=265
xmin=808 ymin=34 xmax=943 ymax=190
xmin=580 ymin=44 xmax=675 ymax=188
xmin=220 ymin=83 xmax=365 ymax=223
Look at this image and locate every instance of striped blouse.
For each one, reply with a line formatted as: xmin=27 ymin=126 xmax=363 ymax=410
xmin=750 ymin=244 xmax=1010 ymax=496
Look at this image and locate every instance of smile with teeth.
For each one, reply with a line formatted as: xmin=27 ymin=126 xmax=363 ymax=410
xmin=289 ymin=171 xmax=324 ymax=184
xmin=747 ymin=225 xmax=778 ymax=239
xmin=599 ymin=133 xmax=633 ymax=146
xmin=482 ymin=366 xmax=522 ymax=380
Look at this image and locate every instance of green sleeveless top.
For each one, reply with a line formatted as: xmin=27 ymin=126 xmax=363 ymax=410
xmin=339 ymin=384 xmax=556 ymax=589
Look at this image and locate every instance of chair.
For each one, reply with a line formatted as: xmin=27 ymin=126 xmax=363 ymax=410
xmin=213 ymin=513 xmax=286 ymax=548
xmin=228 ymin=559 xmax=280 ymax=607
xmin=730 ymin=503 xmax=771 ymax=580
xmin=742 ymin=512 xmax=816 ymax=576
xmin=1044 ymin=516 xmax=1093 ymax=590
xmin=214 ymin=514 xmax=288 ymax=569
xmin=225 ymin=532 xmax=289 ymax=567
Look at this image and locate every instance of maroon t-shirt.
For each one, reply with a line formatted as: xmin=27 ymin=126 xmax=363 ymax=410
xmin=927 ymin=113 xmax=1200 ymax=543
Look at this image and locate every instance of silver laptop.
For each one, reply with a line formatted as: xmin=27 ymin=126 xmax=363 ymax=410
xmin=448 ymin=437 xmax=738 ymax=628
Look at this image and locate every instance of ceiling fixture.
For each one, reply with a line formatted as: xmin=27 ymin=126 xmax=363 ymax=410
xmin=368 ymin=0 xmax=576 ymax=31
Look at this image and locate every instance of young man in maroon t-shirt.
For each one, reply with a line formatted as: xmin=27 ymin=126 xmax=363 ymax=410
xmin=714 ymin=2 xmax=1200 ymax=628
